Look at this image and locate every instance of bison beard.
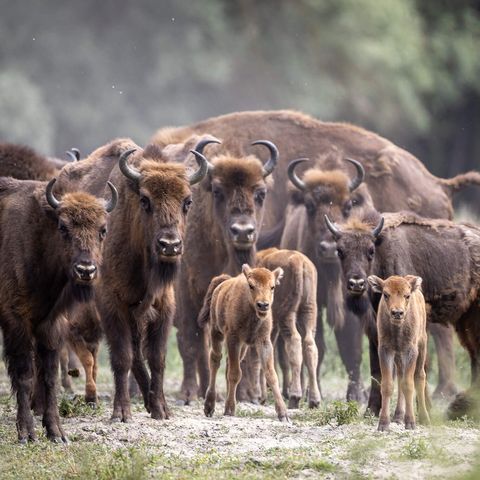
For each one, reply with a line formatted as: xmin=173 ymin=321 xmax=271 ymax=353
xmin=149 ymin=259 xmax=179 ymax=292
xmin=232 ymin=248 xmax=256 ymax=271
xmin=70 ymin=283 xmax=95 ymax=304
xmin=345 ymin=293 xmax=371 ymax=316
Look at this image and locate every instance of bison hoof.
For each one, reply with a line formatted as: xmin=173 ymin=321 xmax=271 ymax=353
xmin=393 ymin=412 xmax=404 ymax=424
xmin=405 ymin=421 xmax=416 ymax=430
xmin=288 ymin=396 xmax=301 ymax=409
xmin=377 ymin=421 xmax=390 ymax=432
xmin=204 ymin=405 xmax=215 ymax=417
xmin=433 ymin=382 xmax=458 ymax=400
xmin=68 ymin=368 xmax=80 ymax=378
xmin=48 ymin=435 xmax=68 ymax=444
xmin=419 ymin=414 xmax=431 ymax=426
xmin=447 ymin=391 xmax=480 ymax=420
xmin=18 ymin=437 xmax=28 ymax=445
xmin=278 ymin=414 xmax=290 ymax=423
xmin=308 ymin=399 xmax=320 ymax=409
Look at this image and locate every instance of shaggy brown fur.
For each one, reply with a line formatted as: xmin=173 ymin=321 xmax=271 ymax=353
xmin=199 ymin=265 xmax=288 ymax=421
xmin=0 ymin=177 xmax=114 ymax=443
xmin=256 ymin=248 xmax=321 ymax=408
xmin=330 ymin=211 xmax=480 ymax=418
xmin=0 ymin=143 xmax=58 ymax=180
xmin=174 ymin=146 xmax=276 ymax=404
xmin=151 ymin=109 xmax=480 ymax=224
xmin=368 ymin=275 xmax=430 ymax=431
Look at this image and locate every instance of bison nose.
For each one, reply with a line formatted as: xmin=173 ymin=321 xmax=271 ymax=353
xmin=230 ymin=223 xmax=256 ymax=243
xmin=157 ymin=237 xmax=183 ymax=256
xmin=348 ymin=277 xmax=365 ymax=292
xmin=318 ymin=241 xmax=337 ymax=259
xmin=73 ymin=262 xmax=97 ymax=281
xmin=256 ymin=301 xmax=270 ymax=312
xmin=391 ymin=309 xmax=404 ymax=320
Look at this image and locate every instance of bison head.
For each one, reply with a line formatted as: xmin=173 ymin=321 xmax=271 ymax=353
xmin=45 ymin=178 xmax=117 ymax=300
xmin=199 ymin=140 xmax=278 ymax=266
xmin=325 ymin=214 xmax=384 ymax=314
xmin=242 ymin=264 xmax=283 ymax=319
xmin=118 ymin=145 xmax=208 ymax=275
xmin=288 ymin=158 xmax=369 ymax=262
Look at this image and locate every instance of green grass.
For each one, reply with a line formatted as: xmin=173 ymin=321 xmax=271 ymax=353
xmin=59 ymin=395 xmax=105 ymax=418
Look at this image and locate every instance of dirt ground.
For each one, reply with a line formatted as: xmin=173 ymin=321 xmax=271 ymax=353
xmin=0 ymin=332 xmax=479 ymax=479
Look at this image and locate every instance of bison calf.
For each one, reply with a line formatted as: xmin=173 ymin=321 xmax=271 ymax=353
xmin=256 ymin=248 xmax=321 ymax=408
xmin=368 ymin=275 xmax=430 ymax=431
xmin=199 ymin=264 xmax=288 ymax=421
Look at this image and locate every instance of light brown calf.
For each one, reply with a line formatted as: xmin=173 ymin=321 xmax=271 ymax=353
xmin=367 ymin=275 xmax=430 ymax=431
xmin=198 ymin=264 xmax=288 ymax=421
xmin=256 ymin=248 xmax=321 ymax=408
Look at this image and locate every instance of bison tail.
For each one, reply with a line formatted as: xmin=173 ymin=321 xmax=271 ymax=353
xmin=197 ymin=274 xmax=231 ymax=328
xmin=440 ymin=171 xmax=480 ymax=195
xmin=257 ymin=218 xmax=286 ymax=251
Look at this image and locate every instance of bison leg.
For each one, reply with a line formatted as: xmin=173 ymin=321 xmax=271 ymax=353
xmin=71 ymin=341 xmax=97 ymax=405
xmin=280 ymin=312 xmax=303 ymax=409
xmin=3 ymin=327 xmax=36 ymax=443
xmin=314 ymin=311 xmax=325 ymax=399
xmin=36 ymin=342 xmax=67 ymax=443
xmin=334 ymin=311 xmax=364 ymax=402
xmin=130 ymin=324 xmax=151 ymax=413
xmin=366 ymin=325 xmax=382 ymax=416
xmin=392 ymin=373 xmax=405 ymax=423
xmin=107 ymin=324 xmax=133 ymax=423
xmin=176 ymin=326 xmax=200 ymax=404
xmin=145 ymin=302 xmax=173 ymax=420
xmin=237 ymin=348 xmax=260 ymax=403
xmin=378 ymin=346 xmax=394 ymax=431
xmin=275 ymin=335 xmax=290 ymax=399
xmin=429 ymin=323 xmax=457 ymax=399
xmin=399 ymin=349 xmax=418 ymax=430
xmin=59 ymin=346 xmax=73 ymax=393
xmin=224 ymin=340 xmax=243 ymax=416
xmin=258 ymin=338 xmax=288 ymax=422
xmin=415 ymin=341 xmax=430 ymax=426
xmin=297 ymin=305 xmax=321 ymax=408
xmin=204 ymin=329 xmax=223 ymax=417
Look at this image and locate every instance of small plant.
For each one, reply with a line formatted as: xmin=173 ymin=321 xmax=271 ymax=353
xmin=323 ymin=400 xmax=360 ymax=426
xmin=59 ymin=395 xmax=103 ymax=418
xmin=401 ymin=437 xmax=428 ymax=460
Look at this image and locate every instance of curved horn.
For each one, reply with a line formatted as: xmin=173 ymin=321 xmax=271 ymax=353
xmin=65 ymin=151 xmax=77 ymax=162
xmin=192 ymin=138 xmax=220 ymax=173
xmin=251 ymin=140 xmax=279 ymax=178
xmin=188 ymin=150 xmax=209 ymax=185
xmin=287 ymin=158 xmax=309 ymax=191
xmin=372 ymin=217 xmax=385 ymax=238
xmin=119 ymin=149 xmax=140 ymax=183
xmin=45 ymin=178 xmax=60 ymax=209
xmin=105 ymin=181 xmax=118 ymax=213
xmin=324 ymin=214 xmax=342 ymax=240
xmin=70 ymin=148 xmax=81 ymax=161
xmin=345 ymin=158 xmax=365 ymax=192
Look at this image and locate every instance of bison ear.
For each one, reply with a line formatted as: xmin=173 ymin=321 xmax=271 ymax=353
xmin=367 ymin=275 xmax=384 ymax=293
xmin=273 ymin=267 xmax=284 ymax=285
xmin=405 ymin=275 xmax=422 ymax=292
xmin=242 ymin=264 xmax=252 ymax=278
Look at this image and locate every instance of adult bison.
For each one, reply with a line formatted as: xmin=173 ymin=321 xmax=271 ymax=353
xmin=155 ymin=133 xmax=279 ymax=403
xmin=151 ymin=110 xmax=480 ymax=227
xmin=325 ymin=211 xmax=480 ymax=417
xmin=0 ymin=176 xmax=117 ymax=443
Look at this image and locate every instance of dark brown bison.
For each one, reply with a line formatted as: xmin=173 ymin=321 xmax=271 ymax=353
xmin=0 ymin=176 xmax=117 ymax=443
xmin=151 ymin=110 xmax=480 ymax=226
xmin=64 ymin=142 xmax=209 ymax=422
xmin=159 ymin=134 xmax=279 ymax=403
xmin=199 ymin=264 xmax=287 ymax=421
xmin=325 ymin=211 xmax=480 ymax=417
xmin=256 ymin=248 xmax=321 ymax=408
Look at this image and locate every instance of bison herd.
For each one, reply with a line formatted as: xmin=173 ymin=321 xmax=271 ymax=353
xmin=1 ymin=109 xmax=480 ymax=442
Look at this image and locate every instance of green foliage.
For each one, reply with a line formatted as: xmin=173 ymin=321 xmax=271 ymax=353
xmin=294 ymin=400 xmax=359 ymax=426
xmin=401 ymin=437 xmax=429 ymax=460
xmin=59 ymin=395 xmax=104 ymax=418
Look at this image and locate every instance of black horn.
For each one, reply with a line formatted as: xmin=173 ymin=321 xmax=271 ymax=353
xmin=71 ymin=148 xmax=81 ymax=161
xmin=119 ymin=149 xmax=140 ymax=183
xmin=188 ymin=150 xmax=209 ymax=185
xmin=372 ymin=217 xmax=385 ymax=238
xmin=251 ymin=140 xmax=279 ymax=178
xmin=46 ymin=178 xmax=60 ymax=209
xmin=105 ymin=181 xmax=118 ymax=213
xmin=65 ymin=151 xmax=77 ymax=162
xmin=324 ymin=214 xmax=342 ymax=240
xmin=287 ymin=158 xmax=309 ymax=191
xmin=345 ymin=158 xmax=365 ymax=192
xmin=192 ymin=138 xmax=220 ymax=173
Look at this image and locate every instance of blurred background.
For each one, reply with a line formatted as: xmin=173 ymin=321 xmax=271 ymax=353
xmin=1 ymin=0 xmax=479 ymax=209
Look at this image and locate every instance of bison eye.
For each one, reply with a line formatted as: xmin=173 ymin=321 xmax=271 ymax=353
xmin=271 ymin=286 xmax=275 ymax=291
xmin=305 ymin=201 xmax=315 ymax=216
xmin=254 ymin=189 xmax=266 ymax=205
xmin=367 ymin=247 xmax=375 ymax=259
xmin=343 ymin=201 xmax=352 ymax=217
xmin=383 ymin=292 xmax=389 ymax=300
xmin=336 ymin=248 xmax=345 ymax=260
xmin=140 ymin=195 xmax=151 ymax=212
xmin=212 ymin=188 xmax=224 ymax=202
xmin=58 ymin=223 xmax=69 ymax=237
xmin=249 ymin=284 xmax=254 ymax=290
xmin=405 ymin=294 xmax=411 ymax=300
xmin=183 ymin=197 xmax=193 ymax=214
xmin=99 ymin=226 xmax=107 ymax=240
